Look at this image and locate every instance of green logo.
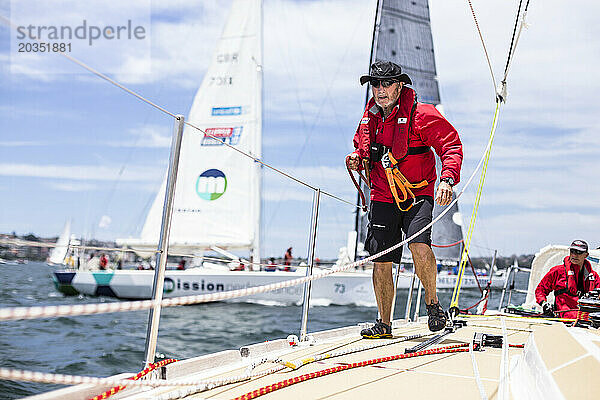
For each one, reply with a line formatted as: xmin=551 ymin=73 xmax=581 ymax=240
xmin=164 ymin=277 xmax=174 ymax=293
xmin=196 ymin=169 xmax=227 ymax=201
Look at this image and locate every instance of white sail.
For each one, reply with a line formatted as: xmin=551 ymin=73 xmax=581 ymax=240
xmin=48 ymin=220 xmax=71 ymax=265
xmin=119 ymin=0 xmax=262 ymax=258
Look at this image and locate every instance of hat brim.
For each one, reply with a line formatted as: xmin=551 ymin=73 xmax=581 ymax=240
xmin=570 ymin=245 xmax=588 ymax=252
xmin=360 ymin=73 xmax=412 ymax=86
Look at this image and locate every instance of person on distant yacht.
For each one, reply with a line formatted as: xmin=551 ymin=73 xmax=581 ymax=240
xmin=535 ymin=240 xmax=600 ymax=318
xmin=347 ymin=61 xmax=463 ymax=337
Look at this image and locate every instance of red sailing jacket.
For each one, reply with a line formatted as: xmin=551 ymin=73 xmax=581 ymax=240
xmin=352 ymin=87 xmax=463 ymax=202
xmin=535 ymin=256 xmax=600 ymax=319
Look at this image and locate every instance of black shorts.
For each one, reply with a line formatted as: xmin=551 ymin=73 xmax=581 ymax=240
xmin=365 ymin=197 xmax=433 ymax=263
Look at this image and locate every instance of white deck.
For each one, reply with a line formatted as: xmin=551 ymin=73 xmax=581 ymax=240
xmin=27 ymin=315 xmax=600 ymax=400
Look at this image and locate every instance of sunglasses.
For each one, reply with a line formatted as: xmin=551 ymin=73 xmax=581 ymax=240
xmin=370 ymin=79 xmax=397 ymax=88
xmin=570 ymin=249 xmax=585 ymax=255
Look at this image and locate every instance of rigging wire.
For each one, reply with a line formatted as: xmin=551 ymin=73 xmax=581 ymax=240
xmin=466 ymin=0 xmax=498 ymax=96
xmin=450 ymin=0 xmax=532 ymax=313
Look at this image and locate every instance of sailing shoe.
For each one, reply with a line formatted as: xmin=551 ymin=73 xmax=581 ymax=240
xmin=360 ymin=319 xmax=392 ymax=339
xmin=426 ymin=302 xmax=448 ymax=332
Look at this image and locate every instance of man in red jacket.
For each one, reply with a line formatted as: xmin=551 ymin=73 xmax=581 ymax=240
xmin=535 ymin=240 xmax=600 ymax=319
xmin=347 ymin=61 xmax=463 ymax=337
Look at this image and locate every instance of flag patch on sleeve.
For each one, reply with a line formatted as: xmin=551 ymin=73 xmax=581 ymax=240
xmin=397 ymin=117 xmax=407 ymax=124
xmin=360 ymin=117 xmax=370 ymax=124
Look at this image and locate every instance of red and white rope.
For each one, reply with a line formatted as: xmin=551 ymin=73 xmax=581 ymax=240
xmin=0 ymin=365 xmax=283 ymax=389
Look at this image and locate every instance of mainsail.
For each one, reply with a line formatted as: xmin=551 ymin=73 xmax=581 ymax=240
xmin=119 ymin=0 xmax=262 ymax=260
xmin=356 ymin=0 xmax=463 ymax=262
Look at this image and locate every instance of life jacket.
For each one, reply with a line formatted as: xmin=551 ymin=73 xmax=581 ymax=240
xmin=555 ymin=257 xmax=597 ymax=296
xmin=355 ymin=86 xmax=418 ymax=164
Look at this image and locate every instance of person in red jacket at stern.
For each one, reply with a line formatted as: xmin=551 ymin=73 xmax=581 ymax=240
xmin=535 ymin=240 xmax=600 ymax=319
xmin=347 ymin=61 xmax=463 ymax=337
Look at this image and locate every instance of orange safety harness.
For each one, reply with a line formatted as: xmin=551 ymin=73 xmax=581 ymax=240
xmin=381 ymin=151 xmax=428 ymax=211
xmin=346 ymin=152 xmax=429 ymax=212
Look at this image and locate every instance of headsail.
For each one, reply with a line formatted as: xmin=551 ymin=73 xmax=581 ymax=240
xmin=48 ymin=219 xmax=71 ymax=265
xmin=119 ymin=0 xmax=262 ymax=260
xmin=356 ymin=0 xmax=463 ymax=262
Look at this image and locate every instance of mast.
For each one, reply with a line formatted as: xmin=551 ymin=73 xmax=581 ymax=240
xmin=352 ymin=0 xmax=383 ymax=261
xmin=252 ymin=0 xmax=263 ymax=269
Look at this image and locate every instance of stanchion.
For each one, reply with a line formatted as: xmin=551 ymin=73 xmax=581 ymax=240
xmin=300 ymin=188 xmax=320 ymax=341
xmin=143 ymin=115 xmax=185 ymax=367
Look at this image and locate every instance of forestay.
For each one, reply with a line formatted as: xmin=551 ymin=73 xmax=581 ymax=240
xmin=118 ymin=0 xmax=262 ymax=259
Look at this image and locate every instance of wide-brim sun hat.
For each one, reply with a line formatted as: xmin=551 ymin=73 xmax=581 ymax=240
xmin=360 ymin=60 xmax=412 ymax=86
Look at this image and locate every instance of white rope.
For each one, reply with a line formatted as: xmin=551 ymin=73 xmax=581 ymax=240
xmin=0 ymin=120 xmax=497 ymax=323
xmin=498 ymin=316 xmax=510 ymax=400
xmin=0 ymin=365 xmax=283 ymax=389
xmin=469 ymin=341 xmax=489 ymax=400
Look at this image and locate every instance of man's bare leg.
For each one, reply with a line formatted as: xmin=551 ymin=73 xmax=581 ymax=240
xmin=373 ymin=261 xmax=394 ymax=325
xmin=409 ymin=243 xmax=438 ymax=304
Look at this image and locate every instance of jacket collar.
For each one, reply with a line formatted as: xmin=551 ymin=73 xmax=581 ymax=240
xmin=563 ymin=256 xmax=592 ymax=279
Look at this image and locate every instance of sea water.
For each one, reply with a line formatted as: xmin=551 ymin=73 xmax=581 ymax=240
xmin=0 ymin=261 xmax=528 ymax=399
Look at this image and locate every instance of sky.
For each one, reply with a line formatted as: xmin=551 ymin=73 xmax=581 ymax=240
xmin=0 ymin=0 xmax=599 ymax=260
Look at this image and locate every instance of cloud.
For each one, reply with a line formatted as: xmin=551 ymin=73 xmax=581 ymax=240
xmin=44 ymin=181 xmax=98 ymax=192
xmin=0 ymin=140 xmax=47 ymax=147
xmin=106 ymin=124 xmax=172 ymax=148
xmin=0 ymin=162 xmax=163 ymax=182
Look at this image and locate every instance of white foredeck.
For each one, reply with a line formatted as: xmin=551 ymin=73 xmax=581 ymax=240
xmin=26 ymin=315 xmax=600 ymax=400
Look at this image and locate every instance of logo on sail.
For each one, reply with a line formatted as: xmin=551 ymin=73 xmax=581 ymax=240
xmin=196 ymin=169 xmax=227 ymax=201
xmin=201 ymin=127 xmax=243 ymax=146
xmin=211 ymin=106 xmax=242 ymax=116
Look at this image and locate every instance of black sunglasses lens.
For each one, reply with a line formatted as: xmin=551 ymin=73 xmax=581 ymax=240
xmin=571 ymin=249 xmax=584 ymax=255
xmin=371 ymin=80 xmax=395 ymax=88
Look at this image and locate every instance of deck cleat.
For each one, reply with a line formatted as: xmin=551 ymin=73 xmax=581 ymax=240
xmin=473 ymin=332 xmax=503 ymax=350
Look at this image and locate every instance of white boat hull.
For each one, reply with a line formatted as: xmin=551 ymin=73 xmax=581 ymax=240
xmin=53 ymin=267 xmax=505 ymax=306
